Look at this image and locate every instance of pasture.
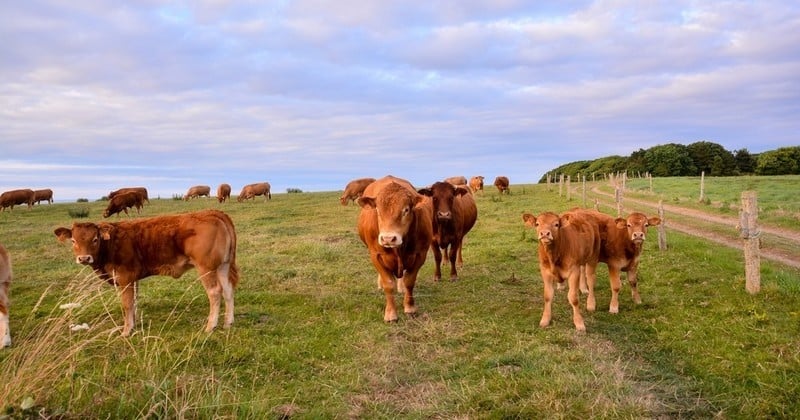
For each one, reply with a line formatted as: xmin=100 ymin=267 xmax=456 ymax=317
xmin=1 ymin=177 xmax=799 ymax=418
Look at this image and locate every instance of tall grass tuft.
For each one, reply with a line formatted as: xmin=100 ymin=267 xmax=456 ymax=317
xmin=67 ymin=207 xmax=90 ymax=218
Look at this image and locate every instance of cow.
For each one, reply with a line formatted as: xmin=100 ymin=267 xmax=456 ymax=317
xmin=33 ymin=188 xmax=54 ymax=204
xmin=357 ymin=175 xmax=433 ymax=322
xmin=573 ymin=209 xmax=662 ymax=313
xmin=0 ymin=243 xmax=11 ymax=348
xmin=493 ymin=176 xmax=510 ymax=194
xmin=237 ymin=182 xmax=271 ymax=202
xmin=184 ymin=185 xmax=211 ymax=201
xmin=469 ymin=176 xmax=485 ymax=193
xmin=54 ymin=209 xmax=239 ymax=337
xmin=418 ymin=182 xmax=478 ymax=281
xmin=0 ymin=189 xmax=35 ymax=211
xmin=522 ymin=210 xmax=600 ymax=331
xmin=109 ymin=187 xmax=149 ymax=203
xmin=444 ymin=176 xmax=468 ymax=186
xmin=340 ymin=177 xmax=375 ymax=206
xmin=217 ymin=183 xmax=232 ymax=203
xmin=103 ymin=191 xmax=144 ymax=218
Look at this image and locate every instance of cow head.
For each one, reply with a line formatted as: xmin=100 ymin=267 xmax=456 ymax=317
xmin=54 ymin=222 xmax=115 ymax=265
xmin=615 ymin=212 xmax=661 ymax=244
xmin=418 ymin=182 xmax=470 ymax=223
xmin=522 ymin=211 xmax=563 ymax=245
xmin=358 ymin=182 xmax=426 ymax=248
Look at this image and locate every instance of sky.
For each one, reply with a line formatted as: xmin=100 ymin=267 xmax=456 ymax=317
xmin=1 ymin=1 xmax=798 ymax=201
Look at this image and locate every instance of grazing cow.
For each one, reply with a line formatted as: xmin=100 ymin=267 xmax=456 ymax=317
xmin=33 ymin=188 xmax=54 ymax=204
xmin=54 ymin=210 xmax=239 ymax=337
xmin=444 ymin=176 xmax=468 ymax=186
xmin=357 ymin=175 xmax=433 ymax=322
xmin=103 ymin=191 xmax=144 ymax=218
xmin=109 ymin=187 xmax=150 ymax=203
xmin=469 ymin=176 xmax=485 ymax=193
xmin=184 ymin=185 xmax=211 ymax=201
xmin=237 ymin=182 xmax=271 ymax=202
xmin=418 ymin=182 xmax=478 ymax=281
xmin=0 ymin=243 xmax=11 ymax=348
xmin=0 ymin=189 xmax=35 ymax=211
xmin=574 ymin=209 xmax=662 ymax=313
xmin=493 ymin=176 xmax=510 ymax=194
xmin=340 ymin=177 xmax=376 ymax=206
xmin=522 ymin=210 xmax=600 ymax=331
xmin=217 ymin=183 xmax=232 ymax=203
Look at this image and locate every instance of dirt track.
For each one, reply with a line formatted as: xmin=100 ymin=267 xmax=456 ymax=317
xmin=589 ymin=187 xmax=800 ymax=269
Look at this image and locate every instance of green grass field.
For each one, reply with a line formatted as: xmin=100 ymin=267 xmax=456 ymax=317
xmin=1 ymin=177 xmax=799 ymax=418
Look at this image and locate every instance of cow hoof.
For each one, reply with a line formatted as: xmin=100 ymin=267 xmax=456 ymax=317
xmin=609 ymin=307 xmax=619 ymax=314
xmin=433 ymin=276 xmax=441 ymax=281
xmin=449 ymin=276 xmax=459 ymax=282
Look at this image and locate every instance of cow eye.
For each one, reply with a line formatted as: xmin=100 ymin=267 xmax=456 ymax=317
xmin=554 ymin=222 xmax=560 ymax=228
xmin=627 ymin=223 xmax=632 ymax=228
xmin=70 ymin=238 xmax=76 ymax=245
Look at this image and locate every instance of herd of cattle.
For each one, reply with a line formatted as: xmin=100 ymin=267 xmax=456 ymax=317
xmin=0 ymin=173 xmax=661 ymax=347
xmin=0 ymin=188 xmax=54 ymax=211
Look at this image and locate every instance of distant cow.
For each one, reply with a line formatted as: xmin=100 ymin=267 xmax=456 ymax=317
xmin=357 ymin=175 xmax=433 ymax=322
xmin=0 ymin=189 xmax=35 ymax=211
xmin=54 ymin=210 xmax=239 ymax=337
xmin=0 ymin=243 xmax=11 ymax=348
xmin=493 ymin=176 xmax=510 ymax=194
xmin=522 ymin=210 xmax=600 ymax=331
xmin=444 ymin=176 xmax=468 ymax=186
xmin=574 ymin=209 xmax=662 ymax=313
xmin=418 ymin=182 xmax=478 ymax=281
xmin=217 ymin=183 xmax=232 ymax=203
xmin=340 ymin=177 xmax=375 ymax=206
xmin=237 ymin=182 xmax=271 ymax=202
xmin=184 ymin=185 xmax=211 ymax=201
xmin=109 ymin=187 xmax=150 ymax=203
xmin=103 ymin=191 xmax=144 ymax=218
xmin=33 ymin=189 xmax=54 ymax=204
xmin=469 ymin=176 xmax=484 ymax=193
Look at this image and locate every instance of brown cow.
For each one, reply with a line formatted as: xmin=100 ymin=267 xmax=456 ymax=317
xmin=54 ymin=210 xmax=239 ymax=337
xmin=357 ymin=175 xmax=433 ymax=322
xmin=340 ymin=177 xmax=375 ymax=206
xmin=237 ymin=182 xmax=271 ymax=202
xmin=493 ymin=176 xmax=510 ymax=194
xmin=469 ymin=176 xmax=485 ymax=193
xmin=184 ymin=185 xmax=211 ymax=201
xmin=0 ymin=189 xmax=35 ymax=211
xmin=0 ymin=243 xmax=11 ymax=348
xmin=574 ymin=209 xmax=662 ymax=313
xmin=418 ymin=182 xmax=478 ymax=281
xmin=444 ymin=176 xmax=468 ymax=186
xmin=522 ymin=210 xmax=600 ymax=331
xmin=217 ymin=183 xmax=232 ymax=203
xmin=103 ymin=191 xmax=144 ymax=218
xmin=33 ymin=188 xmax=54 ymax=204
xmin=109 ymin=187 xmax=149 ymax=203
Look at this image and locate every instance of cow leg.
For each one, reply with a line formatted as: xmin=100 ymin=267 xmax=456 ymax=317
xmin=432 ymin=244 xmax=443 ymax=281
xmin=117 ymin=282 xmax=136 ymax=337
xmin=448 ymin=242 xmax=459 ymax=281
xmin=539 ymin=273 xmax=555 ymax=328
xmin=0 ymin=311 xmax=9 ymax=348
xmin=401 ymin=271 xmax=418 ymax=316
xmin=627 ymin=263 xmax=642 ymax=305
xmin=584 ymin=264 xmax=598 ymax=312
xmin=198 ymin=268 xmax=222 ymax=332
xmin=456 ymin=241 xmax=464 ymax=269
xmin=578 ymin=265 xmax=589 ymax=294
xmin=608 ymin=266 xmax=623 ymax=314
xmin=380 ymin=272 xmax=398 ymax=322
xmin=567 ymin=268 xmax=586 ymax=332
xmin=217 ymin=263 xmax=235 ymax=329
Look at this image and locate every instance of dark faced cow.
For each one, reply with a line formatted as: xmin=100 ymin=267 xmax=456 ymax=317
xmin=357 ymin=175 xmax=433 ymax=322
xmin=418 ymin=182 xmax=478 ymax=281
xmin=54 ymin=210 xmax=239 ymax=337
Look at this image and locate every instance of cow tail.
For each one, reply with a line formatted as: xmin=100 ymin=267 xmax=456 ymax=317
xmin=227 ymin=219 xmax=240 ymax=289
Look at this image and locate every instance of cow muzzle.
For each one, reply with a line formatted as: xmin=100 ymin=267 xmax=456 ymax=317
xmin=76 ymin=255 xmax=94 ymax=265
xmin=538 ymin=231 xmax=553 ymax=244
xmin=631 ymin=232 xmax=646 ymax=243
xmin=436 ymin=211 xmax=452 ymax=221
xmin=379 ymin=232 xmax=403 ymax=248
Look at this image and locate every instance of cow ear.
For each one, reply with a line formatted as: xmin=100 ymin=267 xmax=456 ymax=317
xmin=98 ymin=223 xmax=115 ymax=240
xmin=648 ymin=217 xmax=662 ymax=227
xmin=358 ymin=196 xmax=376 ymax=209
xmin=614 ymin=218 xmax=627 ymax=229
xmin=560 ymin=213 xmax=572 ymax=227
xmin=522 ymin=213 xmax=536 ymax=227
xmin=54 ymin=227 xmax=72 ymax=243
xmin=455 ymin=186 xmax=470 ymax=196
xmin=413 ymin=194 xmax=427 ymax=209
xmin=417 ymin=188 xmax=432 ymax=196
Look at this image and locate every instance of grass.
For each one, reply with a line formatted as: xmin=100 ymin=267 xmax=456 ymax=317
xmin=0 ymin=179 xmax=799 ymax=418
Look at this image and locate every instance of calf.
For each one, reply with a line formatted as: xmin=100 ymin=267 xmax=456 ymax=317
xmin=357 ymin=175 xmax=433 ymax=322
xmin=217 ymin=183 xmax=232 ymax=203
xmin=0 ymin=243 xmax=11 ymax=348
xmin=103 ymin=191 xmax=144 ymax=218
xmin=575 ymin=209 xmax=661 ymax=313
xmin=522 ymin=210 xmax=600 ymax=331
xmin=184 ymin=185 xmax=211 ymax=201
xmin=418 ymin=182 xmax=478 ymax=281
xmin=54 ymin=210 xmax=239 ymax=336
xmin=340 ymin=177 xmax=375 ymax=206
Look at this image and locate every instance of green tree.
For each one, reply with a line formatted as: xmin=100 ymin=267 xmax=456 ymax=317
xmin=734 ymin=148 xmax=757 ymax=174
xmin=644 ymin=143 xmax=697 ymax=177
xmin=687 ymin=141 xmax=737 ymax=176
xmin=755 ymin=147 xmax=800 ymax=175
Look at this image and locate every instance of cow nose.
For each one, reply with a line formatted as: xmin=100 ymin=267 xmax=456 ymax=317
xmin=539 ymin=231 xmax=552 ymax=240
xmin=76 ymin=255 xmax=94 ymax=265
xmin=632 ymin=232 xmax=645 ymax=241
xmin=437 ymin=211 xmax=452 ymax=219
xmin=379 ymin=233 xmax=402 ymax=247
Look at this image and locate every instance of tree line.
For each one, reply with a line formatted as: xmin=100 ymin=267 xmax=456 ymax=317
xmin=538 ymin=142 xmax=800 ymax=182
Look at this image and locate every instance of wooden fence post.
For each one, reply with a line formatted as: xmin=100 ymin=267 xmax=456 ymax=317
xmin=582 ymin=176 xmax=586 ymax=208
xmin=657 ymin=200 xmax=667 ymax=251
xmin=559 ymin=174 xmax=564 ymax=197
xmin=739 ymin=191 xmax=760 ymax=294
xmin=615 ymin=187 xmax=622 ymax=217
xmin=648 ymin=173 xmax=653 ymax=194
xmin=566 ymin=175 xmax=571 ymax=201
xmin=699 ymin=171 xmax=706 ymax=202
